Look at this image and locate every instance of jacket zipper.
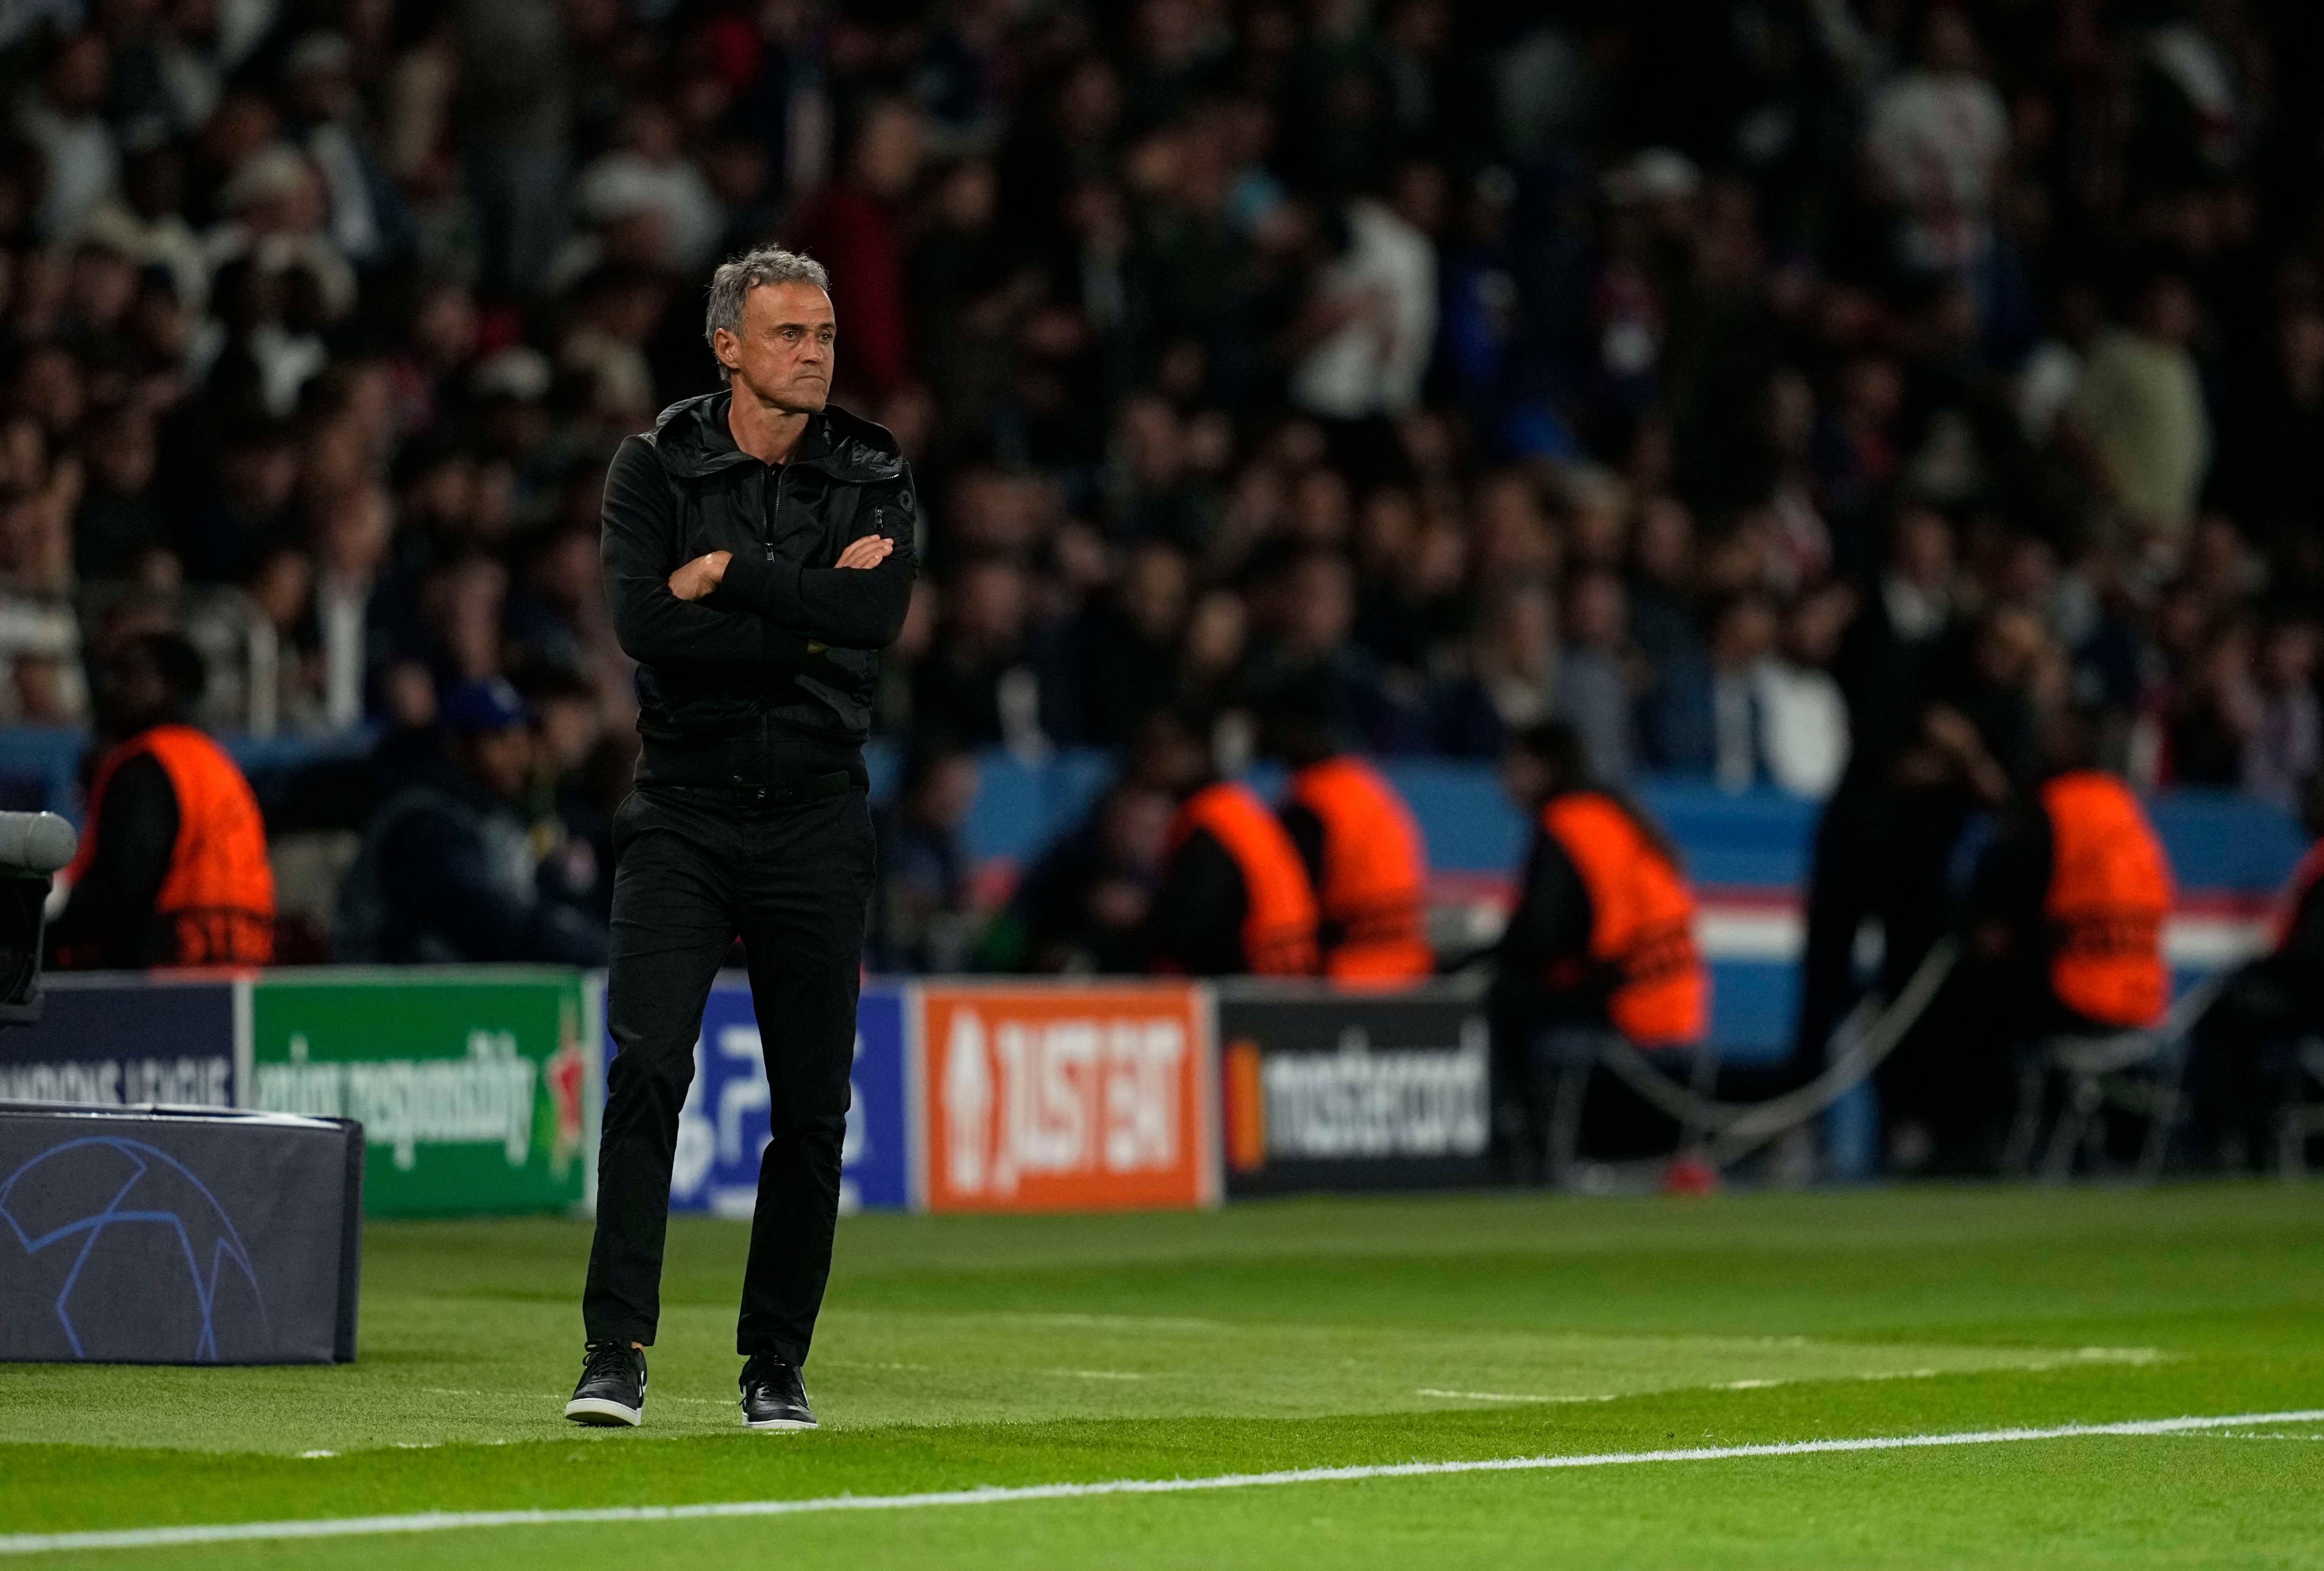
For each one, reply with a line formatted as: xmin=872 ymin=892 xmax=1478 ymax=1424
xmin=764 ymin=465 xmax=782 ymax=560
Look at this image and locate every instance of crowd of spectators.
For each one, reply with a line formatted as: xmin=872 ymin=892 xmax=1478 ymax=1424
xmin=5 ymin=0 xmax=2324 ymax=963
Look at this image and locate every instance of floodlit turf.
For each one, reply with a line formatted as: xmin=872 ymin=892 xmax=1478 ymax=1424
xmin=10 ymin=1184 xmax=2324 ymax=1567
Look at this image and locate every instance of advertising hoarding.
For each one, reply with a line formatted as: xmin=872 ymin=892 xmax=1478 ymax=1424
xmin=635 ymin=979 xmax=912 ymax=1216
xmin=246 ymin=969 xmax=590 ymax=1218
xmin=0 ymin=976 xmax=237 ymax=1109
xmin=1216 ymin=984 xmax=1491 ymax=1196
xmin=918 ymin=982 xmax=1215 ymax=1213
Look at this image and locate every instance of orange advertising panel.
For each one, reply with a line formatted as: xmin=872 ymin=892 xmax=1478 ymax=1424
xmin=918 ymin=984 xmax=1217 ymax=1213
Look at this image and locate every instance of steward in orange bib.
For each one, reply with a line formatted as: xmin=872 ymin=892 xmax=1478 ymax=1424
xmin=48 ymin=633 xmax=274 ymax=970
xmin=1138 ymin=711 xmax=1320 ymax=976
xmin=1961 ymin=719 xmax=2172 ymax=1037
xmin=1262 ymin=690 xmax=1432 ymax=983
xmin=1491 ymin=720 xmax=1705 ymax=1043
xmin=1927 ymin=708 xmax=2172 ymax=1168
xmin=2186 ymin=774 xmax=2324 ymax=1166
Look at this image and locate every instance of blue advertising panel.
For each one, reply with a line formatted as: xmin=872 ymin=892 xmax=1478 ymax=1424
xmin=847 ymin=989 xmax=911 ymax=1212
xmin=0 ymin=976 xmax=237 ymax=1108
xmin=603 ymin=977 xmax=912 ymax=1215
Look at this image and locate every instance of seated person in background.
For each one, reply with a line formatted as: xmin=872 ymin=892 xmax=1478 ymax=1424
xmin=1264 ymin=683 xmax=1433 ymax=983
xmin=1920 ymin=707 xmax=2172 ymax=1169
xmin=333 ymin=678 xmax=611 ymax=965
xmin=1137 ymin=710 xmax=1320 ymax=977
xmin=2185 ymin=774 xmax=2324 ymax=1167
xmin=49 ymin=632 xmax=275 ymax=969
xmin=1965 ymin=708 xmax=2172 ymax=1034
xmin=980 ymin=781 xmax=1174 ymax=974
xmin=1489 ymin=720 xmax=1707 ymax=1166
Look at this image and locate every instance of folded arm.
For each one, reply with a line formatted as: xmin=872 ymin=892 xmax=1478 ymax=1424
xmin=712 ymin=493 xmax=918 ymax=650
xmin=601 ymin=437 xmax=805 ymax=670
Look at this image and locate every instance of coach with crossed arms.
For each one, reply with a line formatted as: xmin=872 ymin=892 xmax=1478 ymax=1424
xmin=567 ymin=248 xmax=916 ymax=1431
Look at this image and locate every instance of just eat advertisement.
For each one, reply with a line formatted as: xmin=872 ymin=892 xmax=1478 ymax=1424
xmin=916 ymin=983 xmax=1218 ymax=1213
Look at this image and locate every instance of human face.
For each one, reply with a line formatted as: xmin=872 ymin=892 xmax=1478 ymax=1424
xmin=716 ymin=281 xmax=835 ymax=412
xmin=99 ymin=644 xmax=172 ymax=734
xmin=462 ymin=726 xmax=534 ymax=804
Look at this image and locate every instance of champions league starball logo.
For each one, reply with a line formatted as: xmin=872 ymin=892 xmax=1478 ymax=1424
xmin=0 ymin=1137 xmax=266 ymax=1361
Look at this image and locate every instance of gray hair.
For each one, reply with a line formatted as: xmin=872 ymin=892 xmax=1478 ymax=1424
xmin=703 ymin=247 xmax=831 ymax=379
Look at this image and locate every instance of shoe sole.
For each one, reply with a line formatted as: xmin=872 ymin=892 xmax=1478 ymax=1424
xmin=564 ymin=1398 xmax=643 ymax=1427
xmin=743 ymin=1417 xmax=818 ymax=1431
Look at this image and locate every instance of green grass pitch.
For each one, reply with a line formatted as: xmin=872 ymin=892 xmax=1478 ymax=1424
xmin=9 ymin=1183 xmax=2324 ymax=1568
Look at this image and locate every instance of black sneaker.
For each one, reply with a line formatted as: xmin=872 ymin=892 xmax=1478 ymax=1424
xmin=565 ymin=1342 xmax=647 ymax=1427
xmin=739 ymin=1354 xmax=817 ymax=1431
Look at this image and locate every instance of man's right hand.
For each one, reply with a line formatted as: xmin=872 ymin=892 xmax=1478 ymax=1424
xmin=669 ymin=551 xmax=731 ymax=601
xmin=835 ymin=535 xmax=895 ymax=570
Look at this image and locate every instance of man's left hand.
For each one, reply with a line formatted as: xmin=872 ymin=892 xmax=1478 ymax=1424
xmin=835 ymin=535 xmax=894 ymax=570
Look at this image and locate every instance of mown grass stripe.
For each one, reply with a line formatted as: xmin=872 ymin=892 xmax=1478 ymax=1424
xmin=7 ymin=1409 xmax=2320 ymax=1557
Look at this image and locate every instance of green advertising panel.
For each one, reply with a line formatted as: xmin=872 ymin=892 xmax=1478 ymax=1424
xmin=248 ymin=969 xmax=591 ymax=1217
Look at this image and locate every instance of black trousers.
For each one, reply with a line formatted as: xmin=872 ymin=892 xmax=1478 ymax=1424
xmin=583 ymin=780 xmax=874 ymax=1364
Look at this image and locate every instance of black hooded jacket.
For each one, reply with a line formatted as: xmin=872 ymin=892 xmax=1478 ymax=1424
xmin=601 ymin=393 xmax=919 ymax=781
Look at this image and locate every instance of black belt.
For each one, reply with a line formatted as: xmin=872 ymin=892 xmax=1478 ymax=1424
xmin=720 ymin=769 xmax=853 ymax=808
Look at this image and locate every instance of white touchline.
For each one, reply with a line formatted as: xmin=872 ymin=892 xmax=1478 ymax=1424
xmin=7 ymin=1410 xmax=2322 ymax=1558
xmin=1415 ymin=1389 xmax=1612 ymax=1404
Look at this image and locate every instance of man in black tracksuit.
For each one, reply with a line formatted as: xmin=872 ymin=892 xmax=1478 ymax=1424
xmin=567 ymin=248 xmax=916 ymax=1433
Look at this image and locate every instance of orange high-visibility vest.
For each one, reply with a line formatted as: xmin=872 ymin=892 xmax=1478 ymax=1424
xmin=1167 ymin=781 xmax=1320 ymax=976
xmin=1283 ymin=756 xmax=1433 ymax=983
xmin=1539 ymin=790 xmax=1706 ymax=1045
xmin=2269 ymin=841 xmax=2324 ymax=953
xmin=64 ymin=724 xmax=274 ymax=967
xmin=2039 ymin=769 xmax=2170 ymax=1028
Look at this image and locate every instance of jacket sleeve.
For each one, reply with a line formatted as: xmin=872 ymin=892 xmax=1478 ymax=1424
xmin=601 ymin=437 xmax=806 ymax=670
xmin=714 ymin=475 xmax=919 ymax=650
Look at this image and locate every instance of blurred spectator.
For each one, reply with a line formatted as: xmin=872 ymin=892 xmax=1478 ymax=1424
xmin=460 ymin=0 xmax=575 ymax=295
xmin=1757 ymin=585 xmax=1853 ymax=799
xmin=1554 ymin=569 xmax=1635 ymax=786
xmin=790 ymin=98 xmax=922 ymax=402
xmin=2071 ymin=275 xmax=2212 ymax=551
xmin=313 ymin=483 xmax=392 ymax=729
xmin=334 ymin=677 xmax=609 ymax=964
xmin=2244 ymin=621 xmax=2321 ymax=811
xmin=1629 ymin=496 xmax=1711 ymax=772
xmin=519 ymin=662 xmax=616 ymax=926
xmin=1706 ymin=592 xmax=1779 ymax=793
xmin=1433 ymin=578 xmax=1553 ymax=759
xmin=1863 ymin=6 xmax=2006 ymax=273
xmin=1067 ymin=539 xmax=1188 ymax=745
xmin=911 ymin=556 xmax=1048 ymax=752
xmin=20 ymin=32 xmax=118 ymax=237
xmin=576 ymin=100 xmax=724 ymax=276
xmin=1243 ymin=550 xmax=1401 ymax=751
xmin=1285 ymin=194 xmax=1435 ymax=427
xmin=868 ymin=741 xmax=980 ymax=973
xmin=985 ymin=781 xmax=1173 ymax=974
xmin=73 ymin=403 xmax=164 ymax=580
